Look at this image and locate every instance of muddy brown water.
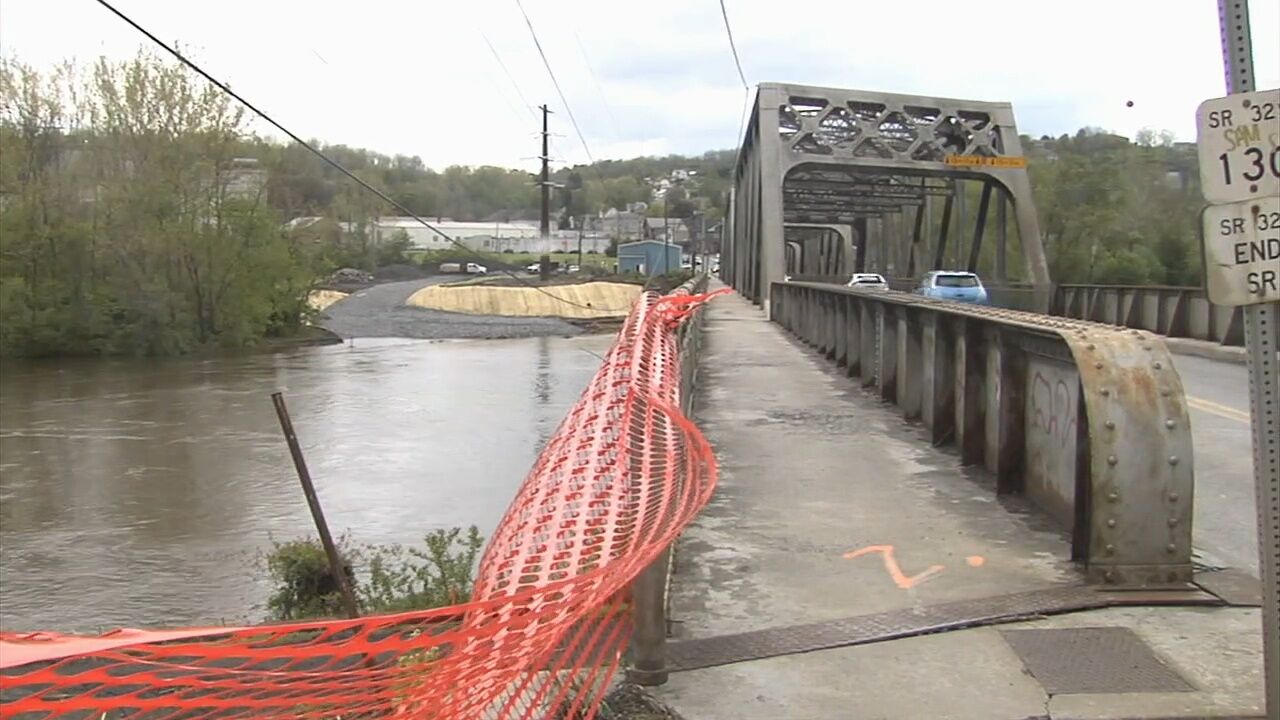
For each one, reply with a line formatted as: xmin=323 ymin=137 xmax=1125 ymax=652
xmin=0 ymin=335 xmax=611 ymax=632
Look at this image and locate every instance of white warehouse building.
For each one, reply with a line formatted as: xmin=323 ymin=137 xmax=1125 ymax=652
xmin=370 ymin=217 xmax=612 ymax=254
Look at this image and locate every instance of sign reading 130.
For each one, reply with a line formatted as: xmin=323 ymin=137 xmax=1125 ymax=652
xmin=1196 ymin=88 xmax=1280 ymax=205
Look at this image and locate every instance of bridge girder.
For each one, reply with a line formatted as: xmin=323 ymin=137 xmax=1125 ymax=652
xmin=724 ymin=83 xmax=1050 ymax=315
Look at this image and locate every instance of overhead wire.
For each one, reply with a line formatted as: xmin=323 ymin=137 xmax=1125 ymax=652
xmin=718 ymin=0 xmax=749 ymax=91
xmin=573 ymin=32 xmax=621 ymax=142
xmin=91 ymin=0 xmax=630 ymax=313
xmin=480 ymin=30 xmax=569 ymax=165
xmin=513 ymin=0 xmax=595 ymax=165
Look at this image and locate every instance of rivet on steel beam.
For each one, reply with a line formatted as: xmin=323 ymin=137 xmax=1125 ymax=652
xmin=1168 ymin=455 xmax=1179 ymax=466
xmin=1165 ymin=419 xmax=1176 ymax=429
xmin=1107 ymin=455 xmax=1118 ymax=466
xmin=1105 ymin=544 xmax=1116 ymax=555
xmin=1160 ymin=388 xmax=1171 ymax=397
xmin=1104 ymin=570 xmax=1116 ymax=582
xmin=1094 ymin=362 xmax=1104 ymax=369
xmin=1104 ymin=420 xmax=1115 ymax=429
xmin=1101 ymin=388 xmax=1111 ymax=397
xmin=1106 ymin=518 xmax=1117 ymax=527
xmin=1166 ymin=544 xmax=1177 ymax=554
xmin=1169 ymin=492 xmax=1180 ymax=502
xmin=1087 ymin=343 xmax=1096 ymax=351
xmin=1168 ymin=517 xmax=1178 ymax=526
xmin=1152 ymin=361 xmax=1163 ymax=369
xmin=1107 ymin=492 xmax=1119 ymax=502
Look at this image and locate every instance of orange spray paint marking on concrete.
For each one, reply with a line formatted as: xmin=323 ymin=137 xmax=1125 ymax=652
xmin=843 ymin=545 xmax=946 ymax=590
xmin=965 ymin=555 xmax=986 ymax=567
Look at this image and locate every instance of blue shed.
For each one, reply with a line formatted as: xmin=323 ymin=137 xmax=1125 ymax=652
xmin=617 ymin=240 xmax=683 ymax=276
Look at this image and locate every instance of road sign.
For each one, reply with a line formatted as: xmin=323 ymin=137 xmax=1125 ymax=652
xmin=943 ymin=155 xmax=1026 ymax=169
xmin=1201 ymin=195 xmax=1280 ymax=307
xmin=1195 ymin=88 xmax=1280 ymax=204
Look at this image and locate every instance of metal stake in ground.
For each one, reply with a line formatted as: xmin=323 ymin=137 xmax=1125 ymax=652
xmin=271 ymin=391 xmax=360 ymax=619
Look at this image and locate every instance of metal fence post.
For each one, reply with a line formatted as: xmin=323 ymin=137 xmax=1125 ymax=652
xmin=1216 ymin=2 xmax=1279 ymax=712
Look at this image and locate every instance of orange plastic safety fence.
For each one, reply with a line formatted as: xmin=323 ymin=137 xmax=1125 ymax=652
xmin=0 ymin=288 xmax=721 ymax=720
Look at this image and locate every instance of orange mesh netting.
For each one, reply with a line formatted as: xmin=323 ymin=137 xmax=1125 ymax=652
xmin=0 ymin=287 xmax=724 ymax=720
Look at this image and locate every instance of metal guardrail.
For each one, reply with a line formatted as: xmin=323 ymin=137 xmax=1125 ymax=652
xmin=772 ymin=281 xmax=1196 ymax=586
xmin=1054 ymin=284 xmax=1244 ymax=347
xmin=792 ymin=277 xmax=1244 ymax=347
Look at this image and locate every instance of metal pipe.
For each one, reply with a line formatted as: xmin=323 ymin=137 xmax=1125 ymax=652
xmin=271 ymin=392 xmax=360 ymax=619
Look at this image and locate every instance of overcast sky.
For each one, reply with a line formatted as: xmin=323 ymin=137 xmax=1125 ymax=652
xmin=3 ymin=0 xmax=1278 ymax=173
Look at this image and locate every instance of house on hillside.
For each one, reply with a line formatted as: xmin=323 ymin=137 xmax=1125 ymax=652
xmin=586 ymin=208 xmax=646 ymax=241
xmin=644 ymin=217 xmax=690 ymax=244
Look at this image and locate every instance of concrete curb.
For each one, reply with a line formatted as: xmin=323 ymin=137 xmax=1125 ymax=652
xmin=1163 ymin=337 xmax=1248 ymax=366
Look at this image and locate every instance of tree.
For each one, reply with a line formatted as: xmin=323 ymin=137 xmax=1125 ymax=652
xmin=0 ymin=53 xmax=319 ymax=357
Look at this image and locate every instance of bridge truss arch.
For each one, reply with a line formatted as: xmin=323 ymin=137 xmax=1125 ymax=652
xmin=724 ymin=83 xmax=1051 ymax=314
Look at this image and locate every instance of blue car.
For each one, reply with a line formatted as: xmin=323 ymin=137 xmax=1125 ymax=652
xmin=915 ymin=271 xmax=988 ymax=305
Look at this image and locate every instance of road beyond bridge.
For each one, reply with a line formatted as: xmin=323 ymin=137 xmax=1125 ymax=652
xmin=650 ymin=282 xmax=1266 ymax=719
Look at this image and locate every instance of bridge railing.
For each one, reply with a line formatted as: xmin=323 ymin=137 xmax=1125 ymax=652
xmin=772 ymin=281 xmax=1195 ymax=586
xmin=1053 ymin=284 xmax=1243 ymax=347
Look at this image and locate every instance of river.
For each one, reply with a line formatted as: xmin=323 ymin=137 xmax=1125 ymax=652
xmin=0 ymin=334 xmax=611 ymax=632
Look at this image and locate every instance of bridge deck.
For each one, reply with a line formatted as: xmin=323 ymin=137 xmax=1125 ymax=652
xmin=652 ymin=282 xmax=1265 ymax=719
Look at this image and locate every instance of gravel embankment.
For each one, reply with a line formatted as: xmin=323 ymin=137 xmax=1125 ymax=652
xmin=316 ymin=277 xmax=583 ymax=340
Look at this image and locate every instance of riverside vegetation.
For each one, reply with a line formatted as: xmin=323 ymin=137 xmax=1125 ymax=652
xmin=2 ymin=51 xmax=1205 ymax=359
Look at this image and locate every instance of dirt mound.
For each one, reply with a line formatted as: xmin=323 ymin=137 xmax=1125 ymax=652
xmin=405 ymin=281 xmax=641 ymax=319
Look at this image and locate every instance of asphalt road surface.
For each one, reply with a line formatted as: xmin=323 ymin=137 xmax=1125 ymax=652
xmin=317 ymin=277 xmax=582 ymax=340
xmin=1171 ymin=353 xmax=1261 ymax=574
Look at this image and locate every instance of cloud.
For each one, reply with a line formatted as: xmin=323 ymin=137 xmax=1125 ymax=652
xmin=2 ymin=0 xmax=1277 ymax=170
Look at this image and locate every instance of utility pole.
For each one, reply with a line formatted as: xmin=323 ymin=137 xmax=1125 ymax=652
xmin=537 ymin=105 xmax=553 ymax=281
xmin=662 ymin=198 xmax=671 ymax=274
xmin=538 ymin=104 xmax=552 ymax=243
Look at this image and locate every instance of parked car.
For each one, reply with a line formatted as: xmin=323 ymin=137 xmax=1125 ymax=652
xmin=440 ymin=261 xmax=487 ymax=275
xmin=915 ymin=271 xmax=987 ymax=304
xmin=525 ymin=262 xmax=541 ymax=274
xmin=846 ymin=273 xmax=888 ymax=290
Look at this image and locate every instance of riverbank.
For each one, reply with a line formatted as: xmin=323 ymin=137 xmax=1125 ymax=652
xmin=317 ymin=278 xmax=587 ymax=340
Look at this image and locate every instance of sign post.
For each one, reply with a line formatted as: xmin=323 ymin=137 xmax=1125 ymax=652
xmin=1200 ymin=2 xmax=1279 ymax=715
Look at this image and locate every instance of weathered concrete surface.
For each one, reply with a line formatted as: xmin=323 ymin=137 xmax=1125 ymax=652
xmin=654 ymin=284 xmax=1265 ymax=719
xmin=668 ymin=285 xmax=1074 ymax=638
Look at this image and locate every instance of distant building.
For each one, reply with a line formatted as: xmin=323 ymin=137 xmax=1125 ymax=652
xmin=219 ymin=158 xmax=267 ymax=201
xmin=371 ymin=217 xmax=539 ymax=250
xmin=365 ymin=217 xmax=612 ymax=254
xmin=586 ymin=208 xmax=646 ymax=241
xmin=617 ymin=240 xmax=683 ymax=276
xmin=644 ymin=217 xmax=690 ymax=244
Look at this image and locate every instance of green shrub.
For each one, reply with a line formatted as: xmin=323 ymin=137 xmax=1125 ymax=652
xmin=263 ymin=527 xmax=485 ymax=621
xmin=265 ymin=537 xmax=358 ymax=621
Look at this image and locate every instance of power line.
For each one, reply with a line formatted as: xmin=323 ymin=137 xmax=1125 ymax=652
xmin=91 ymin=0 xmax=626 ymax=313
xmin=481 ymin=30 xmax=571 ymax=167
xmin=513 ymin=0 xmax=595 ymax=165
xmin=574 ymin=33 xmax=621 ymax=141
xmin=718 ymin=0 xmax=749 ymax=90
xmin=482 ymin=31 xmax=537 ymax=121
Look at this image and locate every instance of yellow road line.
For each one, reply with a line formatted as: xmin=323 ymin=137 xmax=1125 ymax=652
xmin=1186 ymin=395 xmax=1251 ymax=424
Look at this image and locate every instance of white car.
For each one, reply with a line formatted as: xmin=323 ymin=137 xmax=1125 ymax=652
xmin=847 ymin=273 xmax=888 ymax=290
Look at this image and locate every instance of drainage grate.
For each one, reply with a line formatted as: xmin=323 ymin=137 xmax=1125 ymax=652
xmin=665 ymin=585 xmax=1219 ymax=672
xmin=1000 ymin=627 xmax=1193 ymax=694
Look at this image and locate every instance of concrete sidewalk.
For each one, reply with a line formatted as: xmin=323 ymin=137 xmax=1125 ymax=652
xmin=653 ymin=286 xmax=1265 ymax=720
